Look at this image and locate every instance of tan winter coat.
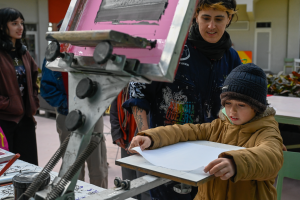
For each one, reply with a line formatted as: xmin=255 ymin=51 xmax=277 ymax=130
xmin=138 ymin=107 xmax=283 ymax=200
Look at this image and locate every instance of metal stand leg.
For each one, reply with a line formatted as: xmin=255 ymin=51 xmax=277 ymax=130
xmin=173 ymin=183 xmax=192 ymax=194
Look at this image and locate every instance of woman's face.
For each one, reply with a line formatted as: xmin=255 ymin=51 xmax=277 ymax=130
xmin=6 ymin=17 xmax=24 ymax=42
xmin=196 ymin=8 xmax=231 ymax=43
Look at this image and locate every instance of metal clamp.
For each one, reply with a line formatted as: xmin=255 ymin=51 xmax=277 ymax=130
xmin=121 ymin=180 xmax=131 ymax=190
xmin=173 ymin=183 xmax=192 ymax=194
xmin=114 ymin=177 xmax=122 ymax=187
xmin=113 ymin=177 xmax=130 ymax=190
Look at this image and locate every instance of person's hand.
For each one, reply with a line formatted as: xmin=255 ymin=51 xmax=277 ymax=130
xmin=115 ymin=138 xmax=126 ymax=149
xmin=204 ymin=158 xmax=236 ymax=180
xmin=128 ymin=135 xmax=152 ymax=154
xmin=282 ymin=144 xmax=287 ymax=151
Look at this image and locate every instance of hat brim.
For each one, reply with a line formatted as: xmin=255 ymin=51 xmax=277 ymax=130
xmin=220 ymin=92 xmax=267 ymax=113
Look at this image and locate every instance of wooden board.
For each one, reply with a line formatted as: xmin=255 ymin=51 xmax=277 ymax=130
xmin=267 ymin=96 xmax=300 ymax=125
xmin=46 ymin=30 xmax=153 ymax=48
xmin=116 ymin=141 xmax=244 ymax=187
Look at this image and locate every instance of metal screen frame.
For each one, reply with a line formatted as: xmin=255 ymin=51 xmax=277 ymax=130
xmin=58 ymin=0 xmax=198 ymax=82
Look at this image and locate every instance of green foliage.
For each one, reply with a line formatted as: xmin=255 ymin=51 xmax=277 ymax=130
xmin=267 ymin=71 xmax=300 ymax=97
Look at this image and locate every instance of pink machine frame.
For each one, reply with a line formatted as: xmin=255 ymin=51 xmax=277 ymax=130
xmin=59 ymin=0 xmax=198 ymax=82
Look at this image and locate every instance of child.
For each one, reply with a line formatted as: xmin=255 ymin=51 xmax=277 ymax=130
xmin=129 ymin=63 xmax=283 ymax=200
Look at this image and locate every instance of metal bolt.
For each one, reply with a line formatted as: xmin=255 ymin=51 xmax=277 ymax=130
xmin=66 ymin=196 xmax=73 ymax=200
xmin=121 ymin=180 xmax=131 ymax=190
xmin=114 ymin=177 xmax=122 ymax=187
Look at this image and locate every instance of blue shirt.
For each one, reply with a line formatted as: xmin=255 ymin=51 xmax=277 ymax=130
xmin=40 ymin=58 xmax=68 ymax=115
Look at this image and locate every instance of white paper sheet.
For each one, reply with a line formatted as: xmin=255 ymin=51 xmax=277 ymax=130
xmin=133 ymin=142 xmax=228 ymax=171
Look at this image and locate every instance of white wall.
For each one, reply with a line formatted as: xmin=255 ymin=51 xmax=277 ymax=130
xmin=0 ymin=0 xmax=49 ymax=67
xmin=255 ymin=0 xmax=288 ymax=73
xmin=287 ymin=0 xmax=300 ymax=59
xmin=38 ymin=0 xmax=49 ymax=68
xmin=228 ymin=0 xmax=296 ymax=74
xmin=0 ymin=0 xmax=38 ymax=23
xmin=227 ymin=5 xmax=255 ymax=52
xmin=227 ymin=22 xmax=256 ymax=52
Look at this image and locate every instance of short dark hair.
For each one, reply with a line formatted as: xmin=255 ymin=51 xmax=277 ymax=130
xmin=0 ymin=8 xmax=27 ymax=51
xmin=194 ymin=0 xmax=238 ymax=28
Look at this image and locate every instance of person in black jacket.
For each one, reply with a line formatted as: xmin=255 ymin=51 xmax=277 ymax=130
xmin=110 ymin=85 xmax=150 ymax=200
xmin=122 ymin=0 xmax=241 ymax=199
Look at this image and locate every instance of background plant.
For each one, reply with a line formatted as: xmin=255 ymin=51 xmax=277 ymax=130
xmin=267 ymin=71 xmax=300 ymax=97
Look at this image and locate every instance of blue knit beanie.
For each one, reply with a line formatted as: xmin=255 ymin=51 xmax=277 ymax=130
xmin=220 ymin=63 xmax=268 ymax=113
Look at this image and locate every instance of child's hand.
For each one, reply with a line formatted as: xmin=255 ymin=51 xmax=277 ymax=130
xmin=282 ymin=144 xmax=287 ymax=151
xmin=204 ymin=158 xmax=236 ymax=180
xmin=128 ymin=135 xmax=152 ymax=153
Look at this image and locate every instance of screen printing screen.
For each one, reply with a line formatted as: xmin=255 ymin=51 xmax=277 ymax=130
xmin=68 ymin=0 xmax=180 ymax=65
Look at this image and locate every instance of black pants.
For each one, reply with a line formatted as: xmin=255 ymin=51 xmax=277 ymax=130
xmin=0 ymin=116 xmax=38 ymax=165
xmin=121 ymin=148 xmax=151 ymax=200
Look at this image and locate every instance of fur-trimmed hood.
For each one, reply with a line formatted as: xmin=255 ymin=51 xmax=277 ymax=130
xmin=219 ymin=106 xmax=276 ymax=124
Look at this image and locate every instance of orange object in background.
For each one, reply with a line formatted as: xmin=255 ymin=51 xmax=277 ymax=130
xmin=48 ymin=0 xmax=72 ymax=24
xmin=0 ymin=153 xmax=20 ymax=176
xmin=237 ymin=51 xmax=252 ymax=64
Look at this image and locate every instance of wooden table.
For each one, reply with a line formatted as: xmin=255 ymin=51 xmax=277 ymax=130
xmin=267 ymin=96 xmax=300 ymax=126
xmin=116 ymin=141 xmax=244 ymax=187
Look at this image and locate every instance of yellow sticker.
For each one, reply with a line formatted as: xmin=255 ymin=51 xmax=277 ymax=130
xmin=0 ymin=132 xmax=4 ymax=147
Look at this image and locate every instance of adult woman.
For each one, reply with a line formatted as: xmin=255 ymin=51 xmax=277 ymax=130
xmin=123 ymin=0 xmax=241 ymax=199
xmin=0 ymin=8 xmax=39 ymax=165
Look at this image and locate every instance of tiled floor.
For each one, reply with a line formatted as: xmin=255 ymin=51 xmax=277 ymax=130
xmin=35 ymin=113 xmax=300 ymax=199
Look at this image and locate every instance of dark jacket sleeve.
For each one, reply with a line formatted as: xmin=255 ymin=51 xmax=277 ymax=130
xmin=30 ymin=56 xmax=39 ymax=97
xmin=122 ymin=81 xmax=158 ymax=114
xmin=0 ymin=56 xmax=9 ymax=110
xmin=110 ymin=98 xmax=123 ymax=143
xmin=28 ymin=53 xmax=39 ymax=115
xmin=0 ymin=96 xmax=9 ymax=110
xmin=40 ymin=59 xmax=68 ymax=115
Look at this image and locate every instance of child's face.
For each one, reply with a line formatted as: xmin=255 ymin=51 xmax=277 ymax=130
xmin=225 ymin=100 xmax=256 ymax=125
